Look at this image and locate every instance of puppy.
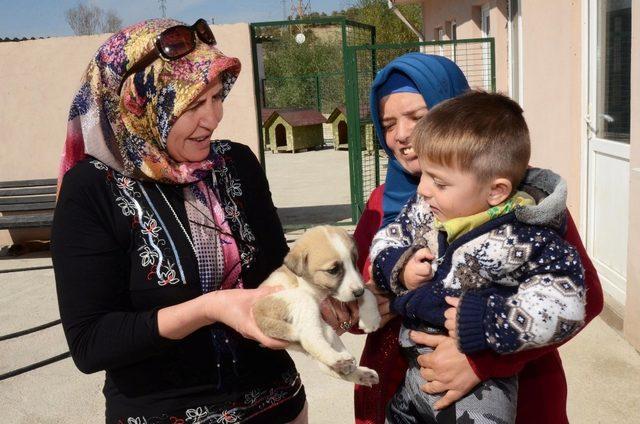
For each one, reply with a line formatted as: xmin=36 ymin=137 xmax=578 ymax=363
xmin=253 ymin=225 xmax=381 ymax=386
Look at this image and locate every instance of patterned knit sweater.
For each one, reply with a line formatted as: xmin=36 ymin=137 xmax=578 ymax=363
xmin=370 ymin=168 xmax=586 ymax=354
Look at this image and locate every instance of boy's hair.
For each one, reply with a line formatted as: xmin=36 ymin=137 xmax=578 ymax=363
xmin=412 ymin=90 xmax=530 ymax=187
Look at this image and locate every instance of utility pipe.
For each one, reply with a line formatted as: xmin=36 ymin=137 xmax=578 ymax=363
xmin=387 ymin=0 xmax=425 ymax=42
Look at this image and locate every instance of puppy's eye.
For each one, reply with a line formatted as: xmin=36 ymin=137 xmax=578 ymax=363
xmin=326 ymin=264 xmax=342 ymax=275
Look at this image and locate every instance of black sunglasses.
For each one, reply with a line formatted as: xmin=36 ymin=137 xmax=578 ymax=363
xmin=119 ymin=19 xmax=216 ymax=93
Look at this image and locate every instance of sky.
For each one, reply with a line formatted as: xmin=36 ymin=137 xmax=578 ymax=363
xmin=0 ymin=0 xmax=352 ymax=39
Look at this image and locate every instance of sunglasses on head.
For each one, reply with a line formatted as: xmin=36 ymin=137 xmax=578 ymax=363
xmin=119 ymin=18 xmax=216 ymax=93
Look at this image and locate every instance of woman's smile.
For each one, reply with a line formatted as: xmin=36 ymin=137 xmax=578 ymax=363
xmin=400 ymin=146 xmax=415 ymax=157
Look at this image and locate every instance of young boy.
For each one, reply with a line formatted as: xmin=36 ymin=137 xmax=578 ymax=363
xmin=370 ymin=91 xmax=586 ymax=424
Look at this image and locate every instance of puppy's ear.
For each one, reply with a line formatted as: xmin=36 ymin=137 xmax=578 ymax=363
xmin=284 ymin=246 xmax=308 ymax=276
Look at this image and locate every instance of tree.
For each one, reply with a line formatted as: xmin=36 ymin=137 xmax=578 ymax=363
xmin=65 ymin=3 xmax=123 ymax=35
xmin=343 ymin=0 xmax=424 ymax=66
xmin=65 ymin=4 xmax=102 ymax=35
xmin=103 ymin=10 xmax=123 ymax=33
xmin=344 ymin=0 xmax=422 ymax=44
xmin=262 ymin=33 xmax=344 ymax=112
xmin=158 ymin=0 xmax=167 ymax=18
xmin=259 ymin=0 xmax=424 ymax=110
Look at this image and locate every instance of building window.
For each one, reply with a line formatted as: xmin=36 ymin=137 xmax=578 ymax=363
xmin=508 ymin=0 xmax=522 ymax=102
xmin=481 ymin=4 xmax=491 ymax=36
xmin=596 ymin=0 xmax=631 ymax=142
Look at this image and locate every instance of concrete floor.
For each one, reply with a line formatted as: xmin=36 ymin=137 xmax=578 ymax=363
xmin=265 ymin=148 xmax=354 ymax=227
xmin=1 ymin=149 xmax=639 ymax=422
xmin=2 ymin=247 xmax=640 ymax=423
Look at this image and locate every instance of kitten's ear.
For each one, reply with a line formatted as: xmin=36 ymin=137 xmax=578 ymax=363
xmin=283 ymin=244 xmax=308 ymax=276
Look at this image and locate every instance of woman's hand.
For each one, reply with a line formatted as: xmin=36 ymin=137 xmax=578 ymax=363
xmin=321 ymin=297 xmax=359 ymax=335
xmin=364 ymin=279 xmax=396 ymax=328
xmin=443 ymin=296 xmax=460 ymax=340
xmin=410 ymin=331 xmax=481 ymax=410
xmin=203 ymin=286 xmax=290 ymax=349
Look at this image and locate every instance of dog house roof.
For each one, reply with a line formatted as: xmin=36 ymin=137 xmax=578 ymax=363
xmin=263 ymin=108 xmax=327 ymax=128
xmin=327 ymin=105 xmax=370 ymax=123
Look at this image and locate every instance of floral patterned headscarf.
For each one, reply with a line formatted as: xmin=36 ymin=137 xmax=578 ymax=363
xmin=60 ymin=18 xmax=241 ymax=184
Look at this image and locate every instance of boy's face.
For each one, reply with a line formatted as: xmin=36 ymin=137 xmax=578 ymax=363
xmin=379 ymin=92 xmax=428 ymax=176
xmin=417 ymin=157 xmax=495 ymax=222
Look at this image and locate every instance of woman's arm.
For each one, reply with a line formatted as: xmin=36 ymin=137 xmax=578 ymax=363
xmin=53 ymin=165 xmax=285 ymax=375
xmin=53 ymin=176 xmax=173 ymax=373
xmin=157 ymin=286 xmax=287 ymax=346
xmin=353 ymin=185 xmax=385 ymax=277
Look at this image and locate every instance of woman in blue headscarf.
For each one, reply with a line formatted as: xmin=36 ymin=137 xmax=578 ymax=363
xmin=352 ymin=52 xmax=603 ymax=424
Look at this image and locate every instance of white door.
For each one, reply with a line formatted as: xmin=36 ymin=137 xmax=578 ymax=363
xmin=586 ymin=0 xmax=631 ymax=305
xmin=481 ymin=4 xmax=491 ymax=89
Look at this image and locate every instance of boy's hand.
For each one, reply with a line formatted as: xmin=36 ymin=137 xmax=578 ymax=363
xmin=401 ymin=247 xmax=435 ymax=290
xmin=443 ymin=296 xmax=460 ymax=340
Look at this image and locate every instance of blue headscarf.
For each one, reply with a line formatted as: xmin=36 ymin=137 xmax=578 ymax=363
xmin=370 ymin=53 xmax=470 ymax=226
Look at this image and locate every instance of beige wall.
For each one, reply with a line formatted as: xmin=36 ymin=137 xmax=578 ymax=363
xmin=519 ymin=0 xmax=583 ymax=219
xmin=418 ymin=0 xmax=640 ymax=347
xmin=421 ymin=0 xmax=583 ymax=219
xmin=422 ymin=0 xmax=510 ymax=93
xmin=624 ymin=0 xmax=640 ymax=351
xmin=0 ymin=23 xmax=258 ymax=245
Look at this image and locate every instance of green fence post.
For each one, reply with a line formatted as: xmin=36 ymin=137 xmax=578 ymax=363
xmin=343 ymin=25 xmax=363 ymax=223
xmin=249 ymin=23 xmax=266 ymax=168
xmin=490 ymin=38 xmax=496 ymax=92
xmin=315 ymin=74 xmax=321 ymax=112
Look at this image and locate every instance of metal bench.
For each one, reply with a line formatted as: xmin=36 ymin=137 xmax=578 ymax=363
xmin=0 ymin=178 xmax=57 ymax=230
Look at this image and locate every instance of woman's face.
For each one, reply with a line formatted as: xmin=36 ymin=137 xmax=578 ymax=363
xmin=167 ymin=78 xmax=224 ymax=163
xmin=378 ymin=92 xmax=428 ymax=176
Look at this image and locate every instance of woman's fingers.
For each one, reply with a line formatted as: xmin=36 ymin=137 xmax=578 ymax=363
xmin=377 ymin=299 xmax=391 ymax=316
xmin=320 ymin=298 xmax=340 ymax=329
xmin=415 ymin=336 xmax=482 ymax=404
xmin=434 ymin=390 xmax=464 ymax=410
xmin=345 ymin=300 xmax=360 ymax=325
xmin=421 ymin=380 xmax=446 ymax=394
xmin=364 ymin=279 xmax=386 ymax=295
xmin=253 ymin=329 xmax=290 ymax=349
xmin=378 ymin=312 xmax=396 ymax=328
xmin=410 ymin=330 xmax=447 ymax=348
xmin=320 ymin=298 xmax=358 ymax=335
xmin=419 ymin=367 xmax=436 ymax=381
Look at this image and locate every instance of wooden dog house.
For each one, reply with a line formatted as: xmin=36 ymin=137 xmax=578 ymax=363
xmin=263 ymin=109 xmax=327 ymax=153
xmin=326 ymin=105 xmax=375 ymax=152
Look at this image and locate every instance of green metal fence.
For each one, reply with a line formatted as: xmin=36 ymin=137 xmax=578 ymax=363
xmin=250 ymin=17 xmax=375 ymax=227
xmin=261 ymin=72 xmax=344 ymax=114
xmin=251 ymin=17 xmax=376 ymax=158
xmin=344 ymin=38 xmax=496 ymax=221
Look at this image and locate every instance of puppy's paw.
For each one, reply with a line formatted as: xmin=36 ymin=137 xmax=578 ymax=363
xmin=358 ymin=313 xmax=381 ymax=334
xmin=330 ymin=352 xmax=356 ymax=375
xmin=352 ymin=367 xmax=379 ymax=387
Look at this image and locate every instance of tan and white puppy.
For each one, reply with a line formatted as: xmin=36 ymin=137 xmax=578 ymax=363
xmin=253 ymin=225 xmax=381 ymax=386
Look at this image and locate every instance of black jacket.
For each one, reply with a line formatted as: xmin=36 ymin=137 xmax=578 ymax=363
xmin=52 ymin=142 xmax=303 ymax=422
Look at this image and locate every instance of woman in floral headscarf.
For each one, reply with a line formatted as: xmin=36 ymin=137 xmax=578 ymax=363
xmin=52 ymin=19 xmax=306 ymax=423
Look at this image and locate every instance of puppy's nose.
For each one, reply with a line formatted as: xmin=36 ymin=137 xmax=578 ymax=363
xmin=353 ymin=287 xmax=365 ymax=298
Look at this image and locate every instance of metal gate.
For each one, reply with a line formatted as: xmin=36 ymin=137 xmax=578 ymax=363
xmin=250 ymin=17 xmax=375 ymax=227
xmin=344 ymin=39 xmax=496 ymax=221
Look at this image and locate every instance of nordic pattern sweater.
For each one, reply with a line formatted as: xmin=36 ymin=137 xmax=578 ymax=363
xmin=370 ymin=169 xmax=587 ymax=354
